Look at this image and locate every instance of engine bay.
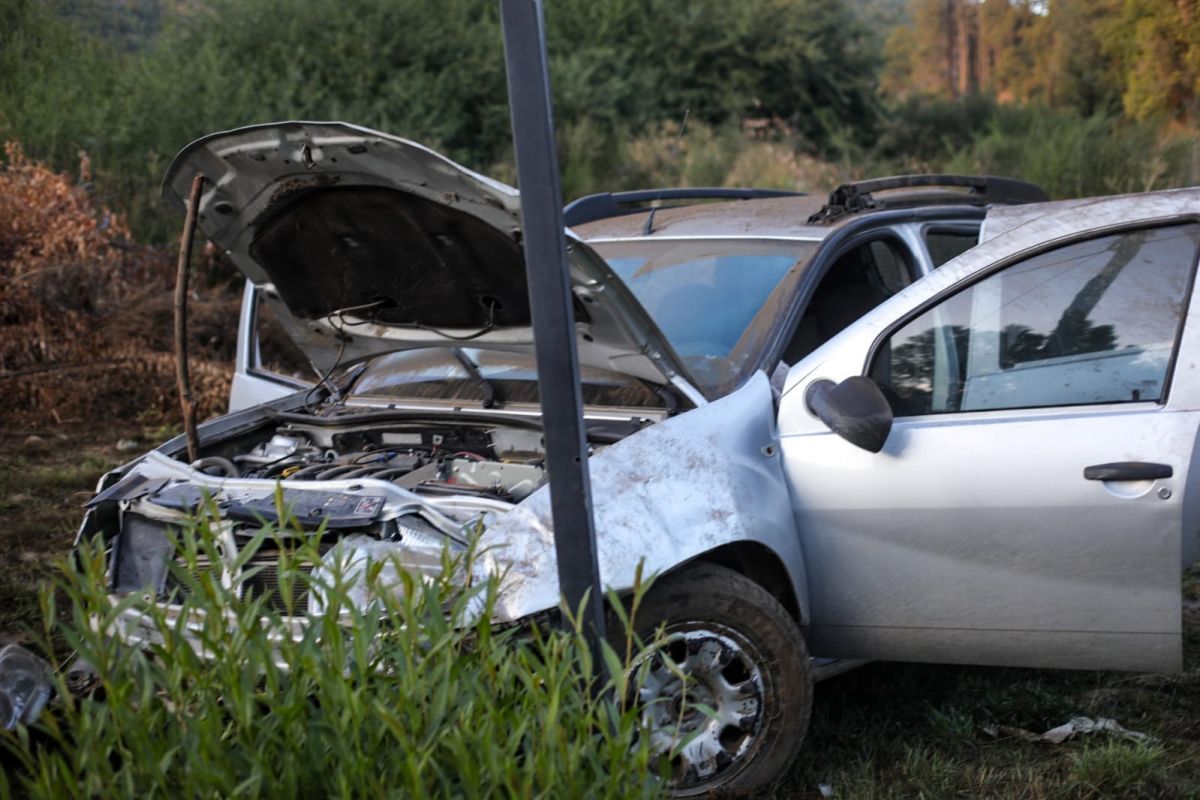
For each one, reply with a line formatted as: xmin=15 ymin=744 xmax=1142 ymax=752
xmin=205 ymin=417 xmax=550 ymax=503
xmin=82 ymin=410 xmax=605 ymax=609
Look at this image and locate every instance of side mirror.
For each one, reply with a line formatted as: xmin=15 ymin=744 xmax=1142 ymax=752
xmin=805 ymin=376 xmax=893 ymax=453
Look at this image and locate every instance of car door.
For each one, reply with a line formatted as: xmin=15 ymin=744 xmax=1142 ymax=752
xmin=777 ymin=211 xmax=1200 ymax=673
xmin=229 ymin=282 xmax=314 ymax=412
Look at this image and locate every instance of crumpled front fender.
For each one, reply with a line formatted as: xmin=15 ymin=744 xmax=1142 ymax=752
xmin=474 ymin=371 xmax=809 ymax=623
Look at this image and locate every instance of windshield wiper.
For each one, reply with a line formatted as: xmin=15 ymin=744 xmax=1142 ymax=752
xmin=638 ymin=377 xmax=680 ymax=416
xmin=452 ymin=348 xmax=502 ymax=409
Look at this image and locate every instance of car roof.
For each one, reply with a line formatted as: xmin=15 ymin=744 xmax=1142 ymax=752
xmin=572 ymin=193 xmax=832 ymax=240
xmin=569 ymin=175 xmax=1049 ymax=241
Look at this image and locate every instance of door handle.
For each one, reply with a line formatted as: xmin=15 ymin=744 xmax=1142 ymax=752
xmin=1083 ymin=462 xmax=1173 ymax=481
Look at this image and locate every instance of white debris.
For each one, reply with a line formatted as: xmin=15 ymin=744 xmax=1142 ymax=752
xmin=983 ymin=716 xmax=1150 ymax=744
xmin=1040 ymin=716 xmax=1149 ymax=744
xmin=0 ymin=644 xmax=53 ymax=730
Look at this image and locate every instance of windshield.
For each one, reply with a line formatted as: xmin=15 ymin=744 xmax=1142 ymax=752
xmin=591 ymin=238 xmax=818 ymax=393
xmin=348 ymin=348 xmax=667 ymax=410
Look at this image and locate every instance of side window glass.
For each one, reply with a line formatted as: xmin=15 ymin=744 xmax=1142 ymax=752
xmin=782 ymin=237 xmax=915 ymax=364
xmin=924 ymin=227 xmax=978 ymax=268
xmin=866 ymin=239 xmax=914 ymax=294
xmin=871 ymin=224 xmax=1200 ymax=415
xmin=254 ymin=294 xmax=313 ymax=382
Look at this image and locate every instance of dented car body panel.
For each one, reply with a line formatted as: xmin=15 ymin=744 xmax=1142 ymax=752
xmin=474 ymin=372 xmax=809 ymax=623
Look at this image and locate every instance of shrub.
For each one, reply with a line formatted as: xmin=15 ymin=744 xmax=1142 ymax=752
xmin=0 ymin=141 xmax=234 ymax=425
xmin=0 ymin=511 xmax=674 ymax=798
xmin=945 ymin=105 xmax=1196 ymax=199
xmin=1 ymin=0 xmax=877 ymax=243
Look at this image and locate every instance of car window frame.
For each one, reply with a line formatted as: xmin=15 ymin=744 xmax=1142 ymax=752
xmin=771 ymin=227 xmax=923 ymax=367
xmin=244 ymin=286 xmax=314 ymax=389
xmin=862 ymin=219 xmax=1200 ymax=417
xmin=760 ymin=208 xmax=989 ymax=378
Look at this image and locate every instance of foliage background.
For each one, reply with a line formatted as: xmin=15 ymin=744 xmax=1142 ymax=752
xmin=2 ymin=0 xmax=1195 ymax=244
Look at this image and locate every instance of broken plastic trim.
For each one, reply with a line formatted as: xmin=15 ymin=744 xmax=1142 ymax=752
xmin=0 ymin=644 xmax=53 ymax=730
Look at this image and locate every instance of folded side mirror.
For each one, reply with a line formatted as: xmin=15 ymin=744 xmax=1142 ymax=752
xmin=805 ymin=376 xmax=893 ymax=453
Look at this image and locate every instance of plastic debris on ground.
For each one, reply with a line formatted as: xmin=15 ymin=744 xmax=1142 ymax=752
xmin=0 ymin=643 xmax=53 ymax=730
xmin=983 ymin=716 xmax=1150 ymax=744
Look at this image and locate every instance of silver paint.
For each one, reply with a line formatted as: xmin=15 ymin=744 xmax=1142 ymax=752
xmin=474 ymin=372 xmax=809 ymax=624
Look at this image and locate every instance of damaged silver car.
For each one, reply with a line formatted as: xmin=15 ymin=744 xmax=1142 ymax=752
xmin=79 ymin=121 xmax=1200 ymax=796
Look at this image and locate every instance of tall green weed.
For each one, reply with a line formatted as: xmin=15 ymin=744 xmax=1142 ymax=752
xmin=0 ymin=513 xmax=671 ymax=799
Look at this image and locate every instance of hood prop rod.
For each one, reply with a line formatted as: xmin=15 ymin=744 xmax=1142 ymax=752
xmin=174 ymin=174 xmax=205 ymax=464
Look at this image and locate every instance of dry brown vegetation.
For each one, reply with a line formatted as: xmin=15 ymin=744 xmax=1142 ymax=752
xmin=0 ymin=142 xmax=236 ymax=427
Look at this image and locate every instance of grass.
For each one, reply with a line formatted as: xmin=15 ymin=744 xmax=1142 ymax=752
xmin=1068 ymin=740 xmax=1169 ymax=798
xmin=1 ymin=419 xmax=1198 ymax=797
xmin=780 ymin=571 xmax=1200 ymax=799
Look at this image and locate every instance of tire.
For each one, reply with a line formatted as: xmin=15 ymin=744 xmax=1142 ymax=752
xmin=612 ymin=561 xmax=812 ymax=797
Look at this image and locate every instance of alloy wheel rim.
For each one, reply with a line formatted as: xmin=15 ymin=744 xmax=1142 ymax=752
xmin=634 ymin=624 xmax=765 ymax=792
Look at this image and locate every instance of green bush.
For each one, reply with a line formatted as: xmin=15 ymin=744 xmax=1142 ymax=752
xmin=0 ymin=510 xmax=674 ymax=799
xmin=945 ymin=104 xmax=1196 ymax=199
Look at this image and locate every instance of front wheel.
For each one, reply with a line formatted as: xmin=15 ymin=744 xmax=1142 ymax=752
xmin=619 ymin=562 xmax=812 ymax=796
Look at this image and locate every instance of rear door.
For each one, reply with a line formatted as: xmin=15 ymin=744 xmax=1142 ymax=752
xmin=778 ymin=212 xmax=1200 ymax=672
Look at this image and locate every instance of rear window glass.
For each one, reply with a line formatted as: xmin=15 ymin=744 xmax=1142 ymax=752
xmin=256 ymin=294 xmax=313 ymax=381
xmin=924 ymin=227 xmax=978 ymax=268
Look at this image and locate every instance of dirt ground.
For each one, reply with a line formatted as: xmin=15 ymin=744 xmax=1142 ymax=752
xmin=1 ymin=416 xmax=1197 ymax=798
xmin=0 ymin=417 xmax=155 ymax=645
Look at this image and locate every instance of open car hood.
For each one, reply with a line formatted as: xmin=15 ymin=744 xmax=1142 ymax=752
xmin=163 ymin=121 xmax=697 ymax=395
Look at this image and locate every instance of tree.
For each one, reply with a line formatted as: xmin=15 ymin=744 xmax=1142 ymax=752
xmin=1098 ymin=0 xmax=1200 ymax=122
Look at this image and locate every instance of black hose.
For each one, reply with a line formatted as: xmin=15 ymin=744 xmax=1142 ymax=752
xmin=371 ymin=466 xmax=428 ymax=482
xmin=339 ymin=464 xmax=394 ymax=480
xmin=190 ymin=456 xmax=239 ymax=478
xmin=314 ymin=464 xmax=364 ymax=480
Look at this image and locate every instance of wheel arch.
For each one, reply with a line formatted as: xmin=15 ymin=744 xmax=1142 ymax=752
xmin=689 ymin=541 xmax=806 ymax=625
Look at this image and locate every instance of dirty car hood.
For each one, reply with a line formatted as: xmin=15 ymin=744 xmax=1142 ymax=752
xmin=162 ymin=121 xmax=695 ymax=388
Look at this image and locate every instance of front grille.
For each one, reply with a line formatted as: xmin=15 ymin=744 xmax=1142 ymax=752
xmin=161 ymin=553 xmax=219 ymax=603
xmin=160 ymin=543 xmax=332 ymax=617
xmin=242 ymin=558 xmax=315 ymax=614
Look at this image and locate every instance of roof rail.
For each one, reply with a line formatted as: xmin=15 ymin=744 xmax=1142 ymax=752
xmin=808 ymin=174 xmax=1049 ymax=224
xmin=564 ymin=187 xmax=804 ymax=228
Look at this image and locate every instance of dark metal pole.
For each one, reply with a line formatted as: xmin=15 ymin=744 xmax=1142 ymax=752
xmin=498 ymin=0 xmax=607 ymax=665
